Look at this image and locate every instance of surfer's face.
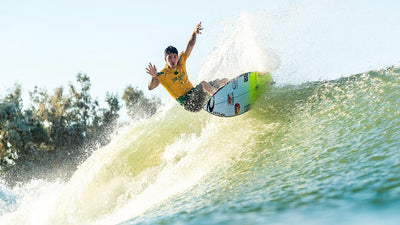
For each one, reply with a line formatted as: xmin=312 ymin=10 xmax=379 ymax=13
xmin=165 ymin=53 xmax=178 ymax=68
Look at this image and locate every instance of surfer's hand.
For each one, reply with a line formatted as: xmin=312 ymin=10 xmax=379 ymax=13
xmin=194 ymin=22 xmax=203 ymax=35
xmin=146 ymin=63 xmax=157 ymax=77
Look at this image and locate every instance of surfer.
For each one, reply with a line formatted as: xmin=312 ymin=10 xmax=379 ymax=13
xmin=146 ymin=22 xmax=228 ymax=112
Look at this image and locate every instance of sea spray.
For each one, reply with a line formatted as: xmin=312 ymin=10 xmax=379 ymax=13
xmin=197 ymin=12 xmax=280 ymax=83
xmin=0 ymin=180 xmax=65 ymax=225
xmin=122 ymin=67 xmax=400 ymax=225
xmin=1 ymin=67 xmax=399 ymax=225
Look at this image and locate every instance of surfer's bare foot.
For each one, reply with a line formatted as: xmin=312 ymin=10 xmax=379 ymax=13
xmin=201 ymin=81 xmax=218 ymax=96
xmin=216 ymin=78 xmax=229 ymax=88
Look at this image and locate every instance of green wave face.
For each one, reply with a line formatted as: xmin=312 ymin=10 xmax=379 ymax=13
xmin=52 ymin=67 xmax=400 ymax=225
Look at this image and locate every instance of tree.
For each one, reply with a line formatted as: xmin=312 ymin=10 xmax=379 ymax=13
xmin=48 ymin=86 xmax=72 ymax=148
xmin=122 ymin=85 xmax=161 ymax=120
xmin=103 ymin=92 xmax=121 ymax=128
xmin=0 ymin=84 xmax=33 ymax=164
xmin=68 ymin=73 xmax=93 ymax=144
xmin=1 ymin=73 xmax=160 ymax=171
xmin=89 ymin=92 xmax=121 ymax=146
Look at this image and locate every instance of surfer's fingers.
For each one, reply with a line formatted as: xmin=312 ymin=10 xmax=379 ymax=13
xmin=195 ymin=22 xmax=203 ymax=34
xmin=146 ymin=64 xmax=155 ymax=74
xmin=148 ymin=63 xmax=156 ymax=71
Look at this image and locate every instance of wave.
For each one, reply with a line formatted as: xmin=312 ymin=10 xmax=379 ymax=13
xmin=1 ymin=66 xmax=399 ymax=225
xmin=1 ymin=10 xmax=400 ymax=224
xmin=40 ymin=67 xmax=400 ymax=224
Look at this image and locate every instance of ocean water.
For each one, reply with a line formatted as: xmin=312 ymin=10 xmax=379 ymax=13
xmin=121 ymin=68 xmax=400 ymax=225
xmin=1 ymin=12 xmax=400 ymax=225
xmin=1 ymin=66 xmax=399 ymax=225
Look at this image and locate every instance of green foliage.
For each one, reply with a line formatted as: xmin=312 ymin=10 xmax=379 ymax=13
xmin=102 ymin=92 xmax=121 ymax=127
xmin=0 ymin=73 xmax=160 ymax=170
xmin=94 ymin=92 xmax=121 ymax=146
xmin=122 ymin=85 xmax=161 ymax=120
xmin=0 ymin=84 xmax=32 ymax=164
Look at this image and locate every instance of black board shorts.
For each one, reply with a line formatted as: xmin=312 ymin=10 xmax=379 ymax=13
xmin=176 ymin=80 xmax=219 ymax=112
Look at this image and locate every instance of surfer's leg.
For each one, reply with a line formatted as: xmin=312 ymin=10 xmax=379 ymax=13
xmin=201 ymin=81 xmax=218 ymax=96
xmin=183 ymin=83 xmax=208 ymax=112
xmin=207 ymin=78 xmax=229 ymax=91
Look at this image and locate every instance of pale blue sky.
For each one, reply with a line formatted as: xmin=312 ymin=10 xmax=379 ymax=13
xmin=0 ymin=0 xmax=280 ymax=101
xmin=1 ymin=0 xmax=400 ymax=107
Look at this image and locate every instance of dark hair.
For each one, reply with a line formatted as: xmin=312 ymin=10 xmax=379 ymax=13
xmin=164 ymin=45 xmax=178 ymax=57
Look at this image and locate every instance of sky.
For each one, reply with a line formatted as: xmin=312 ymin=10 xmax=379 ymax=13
xmin=0 ymin=0 xmax=279 ymax=103
xmin=1 ymin=0 xmax=400 ymax=110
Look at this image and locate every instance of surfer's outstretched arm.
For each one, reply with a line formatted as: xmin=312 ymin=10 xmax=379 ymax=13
xmin=184 ymin=22 xmax=203 ymax=57
xmin=146 ymin=63 xmax=159 ymax=90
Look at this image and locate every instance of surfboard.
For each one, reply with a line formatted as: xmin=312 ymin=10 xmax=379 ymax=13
xmin=203 ymin=72 xmax=274 ymax=117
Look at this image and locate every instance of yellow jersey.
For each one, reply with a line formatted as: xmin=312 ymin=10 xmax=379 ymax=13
xmin=156 ymin=52 xmax=194 ymax=99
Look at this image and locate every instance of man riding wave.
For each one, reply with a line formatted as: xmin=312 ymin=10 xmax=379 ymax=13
xmin=146 ymin=22 xmax=227 ymax=112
